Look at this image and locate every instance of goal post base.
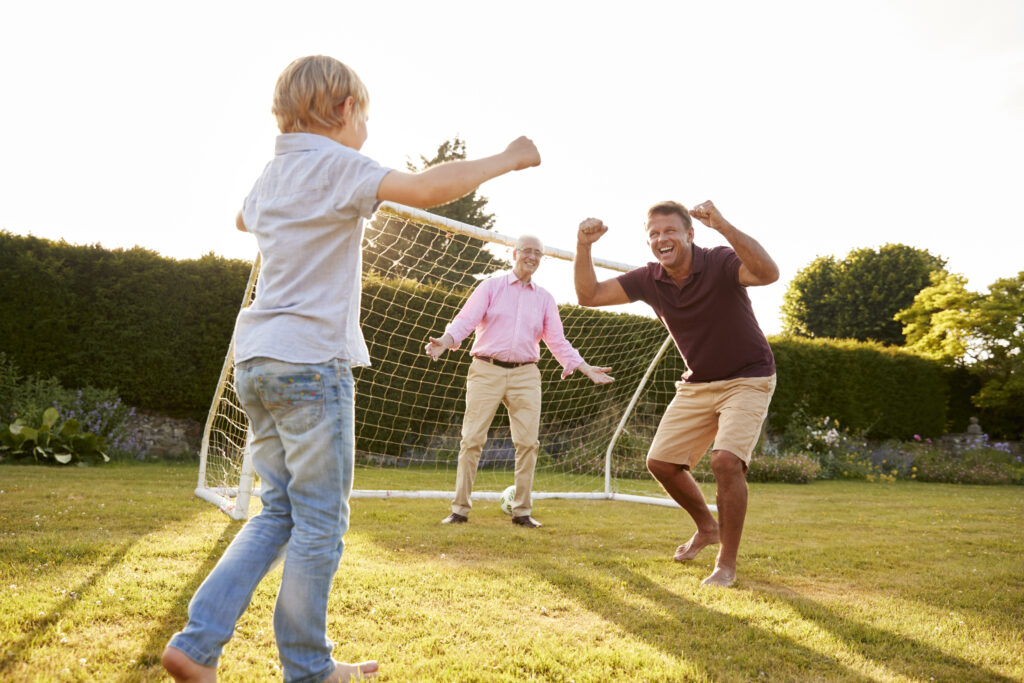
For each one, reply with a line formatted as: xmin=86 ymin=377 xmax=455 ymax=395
xmin=195 ymin=487 xmax=250 ymax=521
xmin=353 ymin=490 xmax=715 ymax=512
xmin=197 ymin=487 xmax=715 ymax=518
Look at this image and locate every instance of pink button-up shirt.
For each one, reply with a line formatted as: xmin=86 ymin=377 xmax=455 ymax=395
xmin=445 ymin=272 xmax=584 ymax=376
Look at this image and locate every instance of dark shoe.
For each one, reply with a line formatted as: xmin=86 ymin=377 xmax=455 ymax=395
xmin=512 ymin=515 xmax=542 ymax=528
xmin=441 ymin=512 xmax=468 ymax=524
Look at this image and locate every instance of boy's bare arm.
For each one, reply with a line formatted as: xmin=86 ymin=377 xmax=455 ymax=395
xmin=377 ymin=136 xmax=540 ymax=209
xmin=235 ymin=211 xmax=247 ymax=232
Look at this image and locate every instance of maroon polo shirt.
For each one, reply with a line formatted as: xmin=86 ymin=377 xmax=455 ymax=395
xmin=617 ymin=244 xmax=775 ymax=383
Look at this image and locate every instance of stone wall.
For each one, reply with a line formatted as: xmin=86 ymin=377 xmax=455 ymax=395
xmin=123 ymin=412 xmax=202 ymax=460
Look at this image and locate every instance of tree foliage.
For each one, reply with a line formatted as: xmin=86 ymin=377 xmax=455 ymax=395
xmin=781 ymin=244 xmax=946 ymax=345
xmin=969 ymin=272 xmax=1024 ymax=412
xmin=362 ymin=137 xmax=508 ymax=288
xmin=895 ymin=271 xmax=980 ymax=364
xmin=896 ymin=270 xmax=1024 ymax=437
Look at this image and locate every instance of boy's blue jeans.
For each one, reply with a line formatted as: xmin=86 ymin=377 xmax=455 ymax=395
xmin=168 ymin=358 xmax=355 ymax=683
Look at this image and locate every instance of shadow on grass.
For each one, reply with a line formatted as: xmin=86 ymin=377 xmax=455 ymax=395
xmin=530 ymin=559 xmax=870 ymax=680
xmin=0 ymin=525 xmax=202 ymax=679
xmin=354 ymin=505 xmax=1014 ymax=681
xmin=758 ymin=584 xmax=1019 ymax=683
xmin=529 ymin=556 xmax=1017 ymax=680
xmin=0 ymin=463 xmax=244 ymax=681
xmin=535 ymin=552 xmax=1016 ymax=680
xmin=122 ymin=521 xmax=244 ymax=682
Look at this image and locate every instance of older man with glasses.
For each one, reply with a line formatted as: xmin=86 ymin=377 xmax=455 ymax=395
xmin=426 ymin=234 xmax=614 ymax=528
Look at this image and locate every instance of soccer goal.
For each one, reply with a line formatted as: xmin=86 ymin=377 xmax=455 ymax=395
xmin=196 ymin=202 xmax=696 ymax=520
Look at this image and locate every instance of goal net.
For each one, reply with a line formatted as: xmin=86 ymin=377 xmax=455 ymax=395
xmin=197 ymin=202 xmax=692 ymax=520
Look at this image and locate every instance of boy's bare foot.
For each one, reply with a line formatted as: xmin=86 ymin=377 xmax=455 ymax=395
xmin=700 ymin=567 xmax=736 ymax=588
xmin=162 ymin=646 xmax=217 ymax=683
xmin=324 ymin=660 xmax=379 ymax=682
xmin=673 ymin=529 xmax=720 ymax=562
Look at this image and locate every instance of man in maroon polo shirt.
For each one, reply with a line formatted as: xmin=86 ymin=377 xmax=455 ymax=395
xmin=574 ymin=200 xmax=779 ymax=587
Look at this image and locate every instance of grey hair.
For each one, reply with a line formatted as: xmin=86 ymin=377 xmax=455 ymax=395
xmin=514 ymin=234 xmax=544 ymax=252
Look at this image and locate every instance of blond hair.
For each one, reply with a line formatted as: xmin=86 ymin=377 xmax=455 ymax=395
xmin=647 ymin=200 xmax=693 ymax=231
xmin=272 ymin=56 xmax=369 ymax=134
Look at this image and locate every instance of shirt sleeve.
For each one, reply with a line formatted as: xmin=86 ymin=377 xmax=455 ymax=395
xmin=540 ymin=292 xmax=584 ymax=373
xmin=240 ymin=161 xmax=272 ymax=232
xmin=332 ymin=148 xmax=392 ymax=220
xmin=716 ymin=247 xmax=743 ymax=285
xmin=444 ymin=278 xmax=493 ymax=349
xmin=616 ymin=265 xmax=650 ymax=303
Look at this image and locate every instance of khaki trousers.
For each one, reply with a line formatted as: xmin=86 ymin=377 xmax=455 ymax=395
xmin=452 ymin=358 xmax=541 ymax=517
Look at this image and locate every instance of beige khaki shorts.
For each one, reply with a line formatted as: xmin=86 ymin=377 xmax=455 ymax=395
xmin=647 ymin=374 xmax=776 ymax=469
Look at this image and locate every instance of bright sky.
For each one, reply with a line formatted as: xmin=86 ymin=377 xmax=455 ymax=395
xmin=2 ymin=0 xmax=1022 ymax=334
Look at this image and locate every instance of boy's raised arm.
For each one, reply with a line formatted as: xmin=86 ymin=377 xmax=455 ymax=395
xmin=377 ymin=136 xmax=540 ymax=209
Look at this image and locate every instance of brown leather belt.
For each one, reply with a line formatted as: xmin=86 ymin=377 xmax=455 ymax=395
xmin=474 ymin=356 xmax=536 ymax=369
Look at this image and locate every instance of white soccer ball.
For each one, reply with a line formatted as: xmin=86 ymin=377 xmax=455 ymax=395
xmin=499 ymin=485 xmax=516 ymax=515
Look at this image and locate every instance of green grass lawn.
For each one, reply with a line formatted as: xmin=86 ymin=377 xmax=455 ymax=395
xmin=1 ymin=463 xmax=1022 ymax=682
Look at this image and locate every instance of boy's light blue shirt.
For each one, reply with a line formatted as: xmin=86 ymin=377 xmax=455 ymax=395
xmin=234 ymin=133 xmax=391 ymax=366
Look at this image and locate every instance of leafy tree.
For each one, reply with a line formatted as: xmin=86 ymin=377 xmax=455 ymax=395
xmin=362 ymin=137 xmax=509 ymax=288
xmin=895 ymin=271 xmax=981 ymax=364
xmin=896 ymin=270 xmax=1024 ymax=437
xmin=781 ymin=244 xmax=946 ymax=345
xmin=970 ymin=272 xmax=1024 ymax=412
xmin=778 ymin=256 xmax=839 ymax=338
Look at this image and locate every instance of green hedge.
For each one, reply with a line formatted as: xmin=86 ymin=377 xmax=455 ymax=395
xmin=768 ymin=335 xmax=948 ymax=439
xmin=0 ymin=232 xmax=951 ymax=438
xmin=0 ymin=232 xmax=250 ymax=418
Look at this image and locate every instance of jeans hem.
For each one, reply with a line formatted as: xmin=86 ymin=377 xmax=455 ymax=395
xmin=166 ymin=636 xmax=219 ymax=669
xmin=286 ymin=661 xmax=338 ymax=683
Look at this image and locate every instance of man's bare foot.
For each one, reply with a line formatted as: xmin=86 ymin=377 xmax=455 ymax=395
xmin=700 ymin=566 xmax=736 ymax=588
xmin=324 ymin=660 xmax=379 ymax=682
xmin=162 ymin=646 xmax=217 ymax=683
xmin=673 ymin=529 xmax=720 ymax=562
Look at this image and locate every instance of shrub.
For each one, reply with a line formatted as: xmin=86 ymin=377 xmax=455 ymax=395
xmin=0 ymin=354 xmax=146 ymax=461
xmin=0 ymin=407 xmax=109 ymax=465
xmin=56 ymin=393 xmax=147 ymax=460
xmin=747 ymin=452 xmax=822 ymax=483
xmin=777 ymin=405 xmax=871 ymax=478
xmin=912 ymin=444 xmax=1023 ymax=485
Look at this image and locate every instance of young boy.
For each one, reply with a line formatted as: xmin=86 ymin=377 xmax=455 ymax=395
xmin=162 ymin=55 xmax=540 ymax=683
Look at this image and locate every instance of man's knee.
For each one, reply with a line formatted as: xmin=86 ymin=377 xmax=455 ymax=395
xmin=512 ymin=439 xmax=539 ymax=453
xmin=457 ymin=442 xmax=485 ymax=465
xmin=710 ymin=450 xmax=745 ymax=479
xmin=647 ymin=458 xmax=687 ymax=480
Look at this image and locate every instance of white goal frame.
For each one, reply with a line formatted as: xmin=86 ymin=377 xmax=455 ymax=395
xmin=196 ymin=202 xmax=700 ymax=520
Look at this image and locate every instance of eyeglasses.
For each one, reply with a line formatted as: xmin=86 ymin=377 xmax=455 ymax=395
xmin=516 ymin=248 xmax=544 ymax=258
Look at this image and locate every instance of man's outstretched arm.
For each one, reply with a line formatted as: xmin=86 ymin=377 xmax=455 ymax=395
xmin=574 ymin=218 xmax=630 ymax=307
